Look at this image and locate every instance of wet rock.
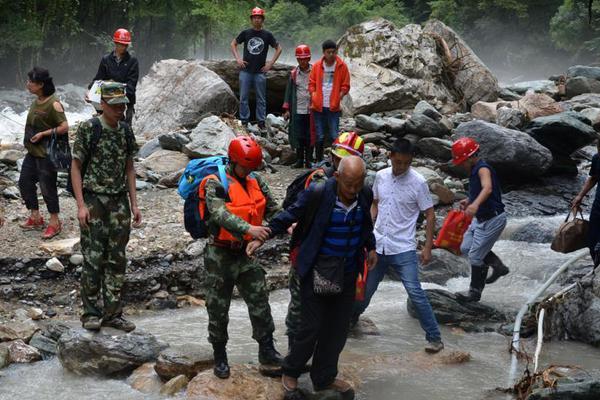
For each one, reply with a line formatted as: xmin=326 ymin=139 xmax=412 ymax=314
xmin=135 ymin=59 xmax=238 ymax=139
xmin=155 ymin=345 xmax=213 ymax=380
xmin=138 ymin=138 xmax=161 ymax=158
xmin=183 ymin=115 xmax=236 ymax=159
xmin=408 ymin=289 xmax=508 ymax=324
xmin=58 ymin=328 xmax=168 ymax=376
xmin=404 ymin=112 xmax=449 ymax=138
xmin=419 ymin=249 xmax=469 ymax=285
xmin=416 ymin=137 xmax=452 ymax=161
xmin=161 ymin=374 xmax=190 ymax=396
xmin=429 ymin=183 xmax=454 ymax=205
xmin=356 ymin=114 xmax=386 ymax=132
xmin=158 ymin=131 xmax=190 ymax=152
xmin=45 ymin=257 xmax=65 ymax=273
xmin=351 ymin=316 xmax=380 ymax=336
xmin=504 ymin=80 xmax=558 ymax=97
xmin=39 ymin=237 xmax=80 ymax=257
xmin=127 ymin=362 xmax=163 ymax=394
xmin=496 ymin=106 xmax=526 ymax=129
xmin=527 ymin=379 xmax=600 ymax=400
xmin=453 ymin=120 xmax=553 ymax=180
xmin=506 ymin=220 xmax=556 ymax=243
xmin=29 ymin=331 xmax=58 ymax=356
xmin=8 ymin=339 xmax=41 ymax=363
xmin=145 ymin=296 xmax=177 ymax=311
xmin=69 ymin=253 xmax=84 ymax=265
xmin=141 ymin=149 xmax=189 ymax=175
xmin=0 ymin=342 xmax=8 ymax=369
xmin=0 ymin=320 xmax=39 ymax=342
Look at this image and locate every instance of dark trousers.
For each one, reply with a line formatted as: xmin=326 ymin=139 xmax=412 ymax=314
xmin=589 ymin=206 xmax=600 ymax=258
xmin=295 ymin=114 xmax=311 ymax=147
xmin=18 ymin=153 xmax=59 ymax=214
xmin=283 ymin=268 xmax=357 ymax=389
xmin=125 ymin=105 xmax=135 ymax=126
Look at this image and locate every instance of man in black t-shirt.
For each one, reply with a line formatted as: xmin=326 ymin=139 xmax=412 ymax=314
xmin=230 ymin=7 xmax=282 ymax=129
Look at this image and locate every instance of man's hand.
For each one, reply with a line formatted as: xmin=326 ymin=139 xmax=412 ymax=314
xmin=282 ymin=111 xmax=290 ymax=121
xmin=420 ymin=245 xmax=432 ymax=265
xmin=132 ymin=206 xmax=142 ymax=228
xmin=572 ymin=195 xmax=583 ymax=211
xmin=84 ymin=91 xmax=90 ymax=103
xmin=78 ymin=206 xmax=91 ymax=229
xmin=261 ymin=61 xmax=273 ymax=73
xmin=30 ymin=132 xmax=46 ymax=143
xmin=366 ymin=250 xmax=378 ymax=271
xmin=459 ymin=198 xmax=469 ymax=211
xmin=247 ymin=225 xmax=271 ymax=241
xmin=465 ymin=203 xmax=478 ymax=217
xmin=246 ymin=240 xmax=264 ymax=257
xmin=237 ymin=59 xmax=248 ymax=69
xmin=286 ymin=222 xmax=297 ymax=235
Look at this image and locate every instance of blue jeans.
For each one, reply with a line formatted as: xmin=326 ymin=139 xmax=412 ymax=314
xmin=354 ymin=250 xmax=442 ymax=343
xmin=313 ymin=107 xmax=340 ymax=142
xmin=460 ymin=213 xmax=507 ymax=267
xmin=239 ymin=70 xmax=266 ymax=123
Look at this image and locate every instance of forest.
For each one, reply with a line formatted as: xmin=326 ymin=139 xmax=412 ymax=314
xmin=0 ymin=0 xmax=598 ymax=86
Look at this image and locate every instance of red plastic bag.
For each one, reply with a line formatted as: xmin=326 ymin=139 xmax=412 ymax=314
xmin=433 ymin=210 xmax=473 ymax=255
xmin=355 ymin=259 xmax=369 ymax=301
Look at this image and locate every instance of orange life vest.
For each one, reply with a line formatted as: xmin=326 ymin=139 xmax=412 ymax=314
xmin=199 ymin=173 xmax=267 ymax=242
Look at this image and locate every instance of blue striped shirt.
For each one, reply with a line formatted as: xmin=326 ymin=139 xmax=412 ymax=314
xmin=319 ymin=198 xmax=364 ymax=271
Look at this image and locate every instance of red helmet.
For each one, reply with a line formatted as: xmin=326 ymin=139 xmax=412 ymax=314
xmin=295 ymin=44 xmax=311 ymax=59
xmin=228 ymin=136 xmax=263 ymax=170
xmin=451 ymin=137 xmax=480 ymax=165
xmin=332 ymin=132 xmax=365 ymax=158
xmin=250 ymin=7 xmax=265 ymax=18
xmin=113 ymin=28 xmax=131 ymax=45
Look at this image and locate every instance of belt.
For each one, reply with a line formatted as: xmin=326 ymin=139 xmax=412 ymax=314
xmin=477 ymin=210 xmax=503 ymax=222
xmin=210 ymin=238 xmax=247 ymax=251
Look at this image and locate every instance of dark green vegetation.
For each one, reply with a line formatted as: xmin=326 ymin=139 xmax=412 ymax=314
xmin=0 ymin=0 xmax=598 ymax=85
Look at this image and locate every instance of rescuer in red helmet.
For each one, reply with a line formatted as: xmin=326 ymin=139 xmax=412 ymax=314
xmin=86 ymin=28 xmax=139 ymax=126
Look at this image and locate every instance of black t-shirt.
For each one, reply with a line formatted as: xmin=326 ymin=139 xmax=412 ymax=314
xmin=590 ymin=153 xmax=600 ymax=207
xmin=235 ymin=29 xmax=278 ymax=73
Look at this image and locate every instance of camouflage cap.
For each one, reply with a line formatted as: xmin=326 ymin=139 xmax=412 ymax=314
xmin=101 ymin=81 xmax=129 ymax=104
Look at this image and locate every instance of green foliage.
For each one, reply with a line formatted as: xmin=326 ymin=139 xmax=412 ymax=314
xmin=550 ymin=0 xmax=600 ymax=57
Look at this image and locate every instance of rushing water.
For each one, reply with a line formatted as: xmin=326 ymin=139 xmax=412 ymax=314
xmin=1 ymin=235 xmax=599 ymax=400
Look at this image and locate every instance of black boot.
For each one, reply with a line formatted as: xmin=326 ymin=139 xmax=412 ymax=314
xmin=212 ymin=342 xmax=230 ymax=379
xmin=456 ymin=265 xmax=488 ymax=302
xmin=292 ymin=146 xmax=304 ymax=168
xmin=305 ymin=146 xmax=314 ymax=168
xmin=258 ymin=335 xmax=284 ymax=366
xmin=484 ymin=251 xmax=509 ymax=284
xmin=315 ymin=142 xmax=324 ymax=163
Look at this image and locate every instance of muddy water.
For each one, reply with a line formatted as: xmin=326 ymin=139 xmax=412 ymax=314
xmin=1 ymin=239 xmax=600 ymax=400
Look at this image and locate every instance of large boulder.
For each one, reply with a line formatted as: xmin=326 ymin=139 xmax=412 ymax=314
xmin=416 ymin=137 xmax=452 ymax=160
xmin=57 ymin=328 xmax=168 ymax=376
xmin=420 ymin=249 xmax=470 ymax=285
xmin=182 ymin=115 xmax=236 ymax=159
xmin=517 ymin=93 xmax=564 ymax=120
xmin=565 ymin=65 xmax=600 ymax=99
xmin=141 ymin=149 xmax=189 ymax=175
xmin=503 ymin=80 xmax=558 ymax=97
xmin=154 ymin=345 xmax=213 ymax=381
xmin=134 ymin=59 xmax=238 ymax=139
xmin=562 ymin=93 xmax=600 ymax=111
xmin=453 ymin=120 xmax=553 ymax=180
xmin=404 ymin=112 xmax=449 ymax=138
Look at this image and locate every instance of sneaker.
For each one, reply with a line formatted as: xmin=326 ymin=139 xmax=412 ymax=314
xmin=20 ymin=216 xmax=45 ymax=230
xmin=425 ymin=341 xmax=445 ymax=354
xmin=101 ymin=316 xmax=136 ymax=332
xmin=42 ymin=223 xmax=61 ymax=240
xmin=82 ymin=316 xmax=101 ymax=331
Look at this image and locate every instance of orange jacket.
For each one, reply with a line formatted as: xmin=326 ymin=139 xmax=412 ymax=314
xmin=309 ymin=55 xmax=350 ymax=113
xmin=199 ymin=173 xmax=266 ymax=242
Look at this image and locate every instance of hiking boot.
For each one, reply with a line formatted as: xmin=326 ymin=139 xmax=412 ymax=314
xmin=101 ymin=316 xmax=136 ymax=332
xmin=425 ymin=340 xmax=444 ymax=354
xmin=283 ymin=375 xmax=305 ymax=400
xmin=456 ymin=265 xmax=488 ymax=303
xmin=292 ymin=147 xmax=304 ymax=168
xmin=315 ymin=142 xmax=324 ymax=163
xmin=258 ymin=335 xmax=283 ymax=366
xmin=305 ymin=146 xmax=314 ymax=168
xmin=317 ymin=378 xmax=355 ymax=400
xmin=484 ymin=251 xmax=509 ymax=284
xmin=42 ymin=223 xmax=61 ymax=240
xmin=212 ymin=342 xmax=230 ymax=379
xmin=82 ymin=316 xmax=101 ymax=331
xmin=20 ymin=216 xmax=45 ymax=230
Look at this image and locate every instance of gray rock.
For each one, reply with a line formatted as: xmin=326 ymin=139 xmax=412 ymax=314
xmin=453 ymin=120 xmax=553 ymax=180
xmin=154 ymin=345 xmax=213 ymax=380
xmin=562 ymin=93 xmax=600 ymax=111
xmin=361 ymin=132 xmax=387 ymax=145
xmin=498 ymin=87 xmax=522 ymax=101
xmin=138 ymin=138 xmax=161 ymax=158
xmin=580 ymin=107 xmax=600 ymax=131
xmin=504 ymin=80 xmax=558 ymax=97
xmin=45 ymin=257 xmax=64 ymax=273
xmin=58 ymin=328 xmax=168 ymax=376
xmin=496 ymin=106 xmax=526 ymax=129
xmin=134 ymin=60 xmax=238 ymax=139
xmin=508 ymin=220 xmax=556 ymax=243
xmin=567 ymin=65 xmax=600 ymax=80
xmin=183 ymin=115 xmax=236 ymax=159
xmin=158 ymin=132 xmax=190 ymax=152
xmin=29 ymin=331 xmax=58 ymax=357
xmin=566 ymin=76 xmax=600 ymax=99
xmin=405 ymin=113 xmax=449 ymax=138
xmin=266 ymin=114 xmax=286 ymax=130
xmin=141 ymin=149 xmax=189 ymax=175
xmin=0 ymin=342 xmax=8 ymax=369
xmin=420 ymin=249 xmax=470 ymax=285
xmin=383 ymin=117 xmax=406 ymax=135
xmin=413 ymin=166 xmax=444 ymax=186
xmin=69 ymin=254 xmax=84 ymax=266
xmin=527 ymin=379 xmax=600 ymax=400
xmin=355 ymin=114 xmax=386 ymax=132
xmin=413 ymin=100 xmax=442 ymax=121
xmin=416 ymin=137 xmax=452 ymax=160
xmin=449 ymin=113 xmax=473 ymax=126
xmin=0 ymin=149 xmax=24 ymax=165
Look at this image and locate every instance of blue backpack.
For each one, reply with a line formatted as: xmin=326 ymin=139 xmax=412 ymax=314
xmin=178 ymin=156 xmax=229 ymax=239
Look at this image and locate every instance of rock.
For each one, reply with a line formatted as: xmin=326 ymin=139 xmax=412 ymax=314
xmin=153 ymin=290 xmax=169 ymax=299
xmin=8 ymin=339 xmax=41 ymax=363
xmin=138 ymin=138 xmax=161 ymax=158
xmin=420 ymin=249 xmax=469 ymax=285
xmin=562 ymin=93 xmax=600 ymax=111
xmin=127 ymin=362 xmax=163 ymax=394
xmin=45 ymin=257 xmax=65 ymax=272
xmin=69 ymin=254 xmax=84 ymax=266
xmin=498 ymin=87 xmax=522 ymax=101
xmin=413 ymin=167 xmax=444 ymax=186
xmin=580 ymin=107 xmax=600 ymax=131
xmin=29 ymin=331 xmax=58 ymax=356
xmin=177 ymin=295 xmax=205 ymax=308
xmin=471 ymin=101 xmax=500 ymax=122
xmin=278 ymin=146 xmax=297 ymax=166
xmin=0 ymin=149 xmax=24 ymax=165
xmin=517 ymin=92 xmax=564 ymax=120
xmin=265 ymin=114 xmax=286 ymax=131
xmin=39 ymin=237 xmax=80 ymax=257
xmin=183 ymin=115 xmax=236 ymax=159
xmin=145 ymin=296 xmax=177 ymax=311
xmin=404 ymin=113 xmax=449 ymax=138
xmin=429 ymin=183 xmax=454 ymax=205
xmin=141 ymin=149 xmax=189 ymax=175
xmin=154 ymin=345 xmax=213 ymax=381
xmin=355 ymin=114 xmax=386 ymax=132
xmin=161 ymin=374 xmax=190 ymax=396
xmin=134 ymin=59 xmax=238 ymax=139
xmin=416 ymin=138 xmax=452 ymax=160
xmin=185 ymin=240 xmax=206 ymax=258
xmin=567 ymin=65 xmax=600 ymax=80
xmin=136 ymin=180 xmax=152 ymax=190
xmin=496 ymin=106 xmax=526 ymax=129
xmin=158 ymin=169 xmax=184 ymax=188
xmin=27 ymin=307 xmax=43 ymax=320
xmin=158 ymin=131 xmax=191 ymax=152
xmin=383 ymin=117 xmax=406 ymax=135
xmin=351 ymin=317 xmax=380 ymax=336
xmin=57 ymin=328 xmax=168 ymax=376
xmin=186 ymin=364 xmax=284 ymax=400
xmin=414 ymin=100 xmax=442 ymax=121
xmin=407 ymin=289 xmax=508 ymax=324
xmin=507 ymin=220 xmax=556 ymax=243
xmin=360 ymin=132 xmax=387 ymax=145
xmin=504 ymin=80 xmax=558 ymax=97
xmin=423 ymin=19 xmax=499 ymax=106
xmin=453 ymin=120 xmax=553 ymax=180
xmin=0 ymin=342 xmax=8 ymax=369
xmin=566 ymin=76 xmax=600 ymax=99
xmin=527 ymin=379 xmax=600 ymax=400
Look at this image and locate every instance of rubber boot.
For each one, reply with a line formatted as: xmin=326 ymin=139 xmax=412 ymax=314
xmin=484 ymin=251 xmax=509 ymax=284
xmin=292 ymin=146 xmax=304 ymax=168
xmin=456 ymin=265 xmax=488 ymax=302
xmin=305 ymin=146 xmax=314 ymax=168
xmin=212 ymin=342 xmax=230 ymax=379
xmin=258 ymin=335 xmax=283 ymax=366
xmin=315 ymin=142 xmax=324 ymax=163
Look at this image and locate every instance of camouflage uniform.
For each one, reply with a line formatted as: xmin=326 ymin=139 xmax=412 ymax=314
xmin=203 ymin=165 xmax=280 ymax=344
xmin=72 ymin=115 xmax=137 ymax=322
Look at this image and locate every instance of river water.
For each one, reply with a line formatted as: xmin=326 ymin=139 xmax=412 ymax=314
xmin=1 ymin=233 xmax=599 ymax=400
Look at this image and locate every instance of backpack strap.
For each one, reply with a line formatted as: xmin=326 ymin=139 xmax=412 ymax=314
xmin=217 ymin=164 xmax=229 ymax=194
xmin=82 ymin=117 xmax=103 ymax=176
xmin=299 ymin=183 xmax=325 ymax=240
xmin=118 ymin=120 xmax=136 ymax=157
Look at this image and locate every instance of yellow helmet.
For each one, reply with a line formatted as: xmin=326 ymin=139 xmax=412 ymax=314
xmin=331 ymin=131 xmax=365 ymax=159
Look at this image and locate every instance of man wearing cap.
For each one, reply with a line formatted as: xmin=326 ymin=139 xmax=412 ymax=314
xmin=87 ymin=28 xmax=139 ymax=126
xmin=451 ymin=137 xmax=509 ymax=302
xmin=71 ymin=82 xmax=142 ymax=332
xmin=231 ymin=7 xmax=282 ymax=130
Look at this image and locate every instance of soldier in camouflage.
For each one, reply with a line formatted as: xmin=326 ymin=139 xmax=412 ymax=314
xmin=202 ymin=136 xmax=283 ymax=379
xmin=71 ymin=82 xmax=142 ymax=332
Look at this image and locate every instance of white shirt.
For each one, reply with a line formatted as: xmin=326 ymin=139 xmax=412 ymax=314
xmin=295 ymin=68 xmax=311 ymax=115
xmin=373 ymin=167 xmax=434 ymax=255
xmin=322 ymin=61 xmax=336 ymax=108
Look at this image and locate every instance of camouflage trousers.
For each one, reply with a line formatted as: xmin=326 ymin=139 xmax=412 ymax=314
xmin=80 ymin=192 xmax=131 ymax=322
xmin=204 ymin=244 xmax=275 ymax=344
xmin=285 ymin=267 xmax=302 ymax=340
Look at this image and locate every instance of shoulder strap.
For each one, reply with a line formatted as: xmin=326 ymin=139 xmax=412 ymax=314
xmin=118 ymin=120 xmax=136 ymax=154
xmin=82 ymin=117 xmax=103 ymax=175
xmin=217 ymin=164 xmax=229 ymax=194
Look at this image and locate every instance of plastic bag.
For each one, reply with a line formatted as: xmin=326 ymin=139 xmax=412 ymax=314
xmin=434 ymin=210 xmax=472 ymax=254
